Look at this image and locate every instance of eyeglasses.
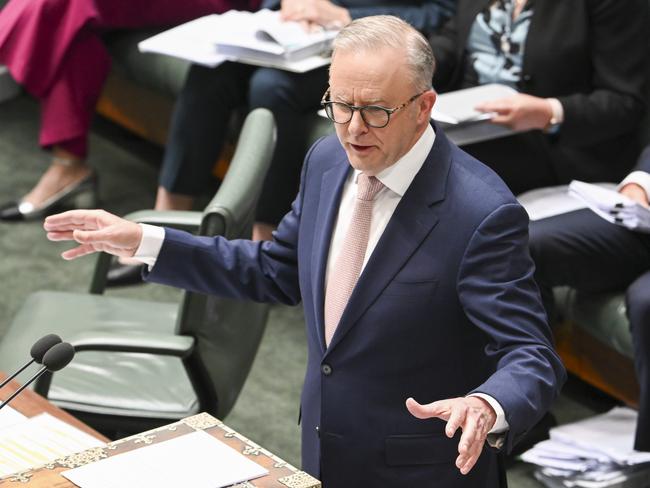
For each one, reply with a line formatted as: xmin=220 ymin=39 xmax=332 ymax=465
xmin=320 ymin=89 xmax=427 ymax=128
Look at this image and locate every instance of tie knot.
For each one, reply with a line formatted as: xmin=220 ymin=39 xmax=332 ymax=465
xmin=356 ymin=174 xmax=384 ymax=201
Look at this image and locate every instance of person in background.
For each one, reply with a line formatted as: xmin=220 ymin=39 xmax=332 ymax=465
xmin=0 ymin=0 xmax=258 ymax=221
xmin=529 ymin=145 xmax=650 ymax=452
xmin=43 ymin=16 xmax=565 ymax=485
xmin=428 ymin=0 xmax=648 ymax=195
xmin=108 ymin=0 xmax=457 ymax=286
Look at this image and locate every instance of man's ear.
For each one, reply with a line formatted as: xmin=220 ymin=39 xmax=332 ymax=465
xmin=418 ymin=90 xmax=437 ymax=124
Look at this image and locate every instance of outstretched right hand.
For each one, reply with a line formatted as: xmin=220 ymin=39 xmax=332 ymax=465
xmin=44 ymin=210 xmax=143 ymax=261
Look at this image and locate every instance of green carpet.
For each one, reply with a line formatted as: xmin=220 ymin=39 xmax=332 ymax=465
xmin=0 ymin=94 xmax=619 ymax=486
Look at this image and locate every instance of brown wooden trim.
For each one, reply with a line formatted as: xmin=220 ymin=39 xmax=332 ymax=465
xmin=554 ymin=321 xmax=639 ymax=407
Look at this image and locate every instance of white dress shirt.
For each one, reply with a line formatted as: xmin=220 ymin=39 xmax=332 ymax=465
xmin=618 ymin=171 xmax=650 ymax=200
xmin=134 ymin=124 xmax=508 ymax=434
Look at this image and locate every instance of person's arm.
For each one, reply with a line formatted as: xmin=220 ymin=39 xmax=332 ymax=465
xmin=455 ymin=203 xmax=566 ymax=454
xmin=346 ymin=0 xmax=456 ymax=34
xmin=618 ymin=146 xmax=650 ymax=206
xmin=553 ymin=0 xmax=648 ymax=146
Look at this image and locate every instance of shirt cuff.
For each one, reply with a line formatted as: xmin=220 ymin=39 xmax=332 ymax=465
xmin=618 ymin=171 xmax=650 ymax=201
xmin=132 ymin=224 xmax=165 ymax=269
xmin=546 ymin=98 xmax=564 ymax=124
xmin=467 ymin=393 xmax=508 ymax=433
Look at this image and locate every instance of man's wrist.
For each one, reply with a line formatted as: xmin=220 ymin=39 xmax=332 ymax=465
xmin=543 ymin=98 xmax=563 ymax=134
xmin=132 ymin=224 xmax=165 ymax=268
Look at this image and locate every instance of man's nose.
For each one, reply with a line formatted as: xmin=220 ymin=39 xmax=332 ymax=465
xmin=348 ymin=109 xmax=369 ymax=136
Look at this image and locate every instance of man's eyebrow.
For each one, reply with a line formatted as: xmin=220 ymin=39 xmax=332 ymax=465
xmin=331 ymin=94 xmax=388 ymax=105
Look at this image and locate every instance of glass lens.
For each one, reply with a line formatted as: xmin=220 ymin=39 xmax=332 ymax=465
xmin=361 ymin=106 xmax=390 ymax=127
xmin=327 ymin=102 xmax=352 ymax=123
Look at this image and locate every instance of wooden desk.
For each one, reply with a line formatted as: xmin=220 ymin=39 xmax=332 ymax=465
xmin=0 ymin=373 xmax=107 ymax=442
xmin=0 ymin=374 xmax=320 ymax=488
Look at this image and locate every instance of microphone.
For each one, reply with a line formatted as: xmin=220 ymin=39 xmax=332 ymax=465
xmin=0 ymin=334 xmax=62 ymax=390
xmin=0 ymin=342 xmax=75 ymax=411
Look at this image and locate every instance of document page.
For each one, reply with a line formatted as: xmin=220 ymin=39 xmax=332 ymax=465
xmin=0 ymin=413 xmax=105 ymax=477
xmin=62 ymin=430 xmax=268 ymax=488
xmin=0 ymin=406 xmax=26 ymax=431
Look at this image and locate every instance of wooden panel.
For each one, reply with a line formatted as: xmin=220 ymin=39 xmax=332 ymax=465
xmin=554 ymin=321 xmax=640 ymax=407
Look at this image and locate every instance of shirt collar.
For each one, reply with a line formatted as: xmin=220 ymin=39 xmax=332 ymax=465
xmin=353 ymin=124 xmax=435 ymax=197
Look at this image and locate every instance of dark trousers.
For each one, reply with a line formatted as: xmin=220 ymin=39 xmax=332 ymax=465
xmin=529 ymin=208 xmax=650 ymax=450
xmin=160 ymin=61 xmax=329 ymax=225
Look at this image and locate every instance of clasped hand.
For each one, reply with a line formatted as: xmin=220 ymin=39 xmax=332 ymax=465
xmin=44 ymin=210 xmax=142 ymax=260
xmin=280 ymin=0 xmax=351 ymax=30
xmin=406 ymin=396 xmax=497 ymax=475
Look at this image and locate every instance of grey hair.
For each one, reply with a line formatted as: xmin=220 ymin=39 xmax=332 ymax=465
xmin=331 ymin=15 xmax=435 ymax=92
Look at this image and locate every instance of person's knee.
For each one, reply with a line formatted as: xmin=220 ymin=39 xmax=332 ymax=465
xmin=248 ymin=68 xmax=294 ymax=110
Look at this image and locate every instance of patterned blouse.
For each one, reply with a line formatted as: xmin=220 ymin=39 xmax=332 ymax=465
xmin=463 ymin=0 xmax=534 ymax=89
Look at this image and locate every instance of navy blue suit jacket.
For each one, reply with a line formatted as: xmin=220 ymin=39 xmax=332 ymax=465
xmin=147 ymin=127 xmax=565 ymax=487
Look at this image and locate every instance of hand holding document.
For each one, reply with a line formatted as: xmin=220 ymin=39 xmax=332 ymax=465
xmin=138 ymin=9 xmax=337 ymax=72
xmin=568 ymin=180 xmax=650 ymax=233
xmin=522 ymin=407 xmax=650 ymax=488
xmin=430 ymin=84 xmax=519 ymax=146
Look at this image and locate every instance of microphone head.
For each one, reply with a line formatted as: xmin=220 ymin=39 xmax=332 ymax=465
xmin=30 ymin=334 xmax=63 ymax=364
xmin=42 ymin=342 xmax=75 ymax=372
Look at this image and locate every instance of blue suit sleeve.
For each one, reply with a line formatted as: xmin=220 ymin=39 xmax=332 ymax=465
xmin=457 ymin=203 xmax=566 ymax=453
xmin=143 ymin=142 xmax=321 ymax=305
xmin=347 ymin=1 xmax=456 ymax=33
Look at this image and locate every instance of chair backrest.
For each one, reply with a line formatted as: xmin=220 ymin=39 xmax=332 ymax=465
xmin=177 ymin=108 xmax=276 ymax=419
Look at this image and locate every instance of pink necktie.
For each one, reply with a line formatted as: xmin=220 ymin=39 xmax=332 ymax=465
xmin=324 ymin=174 xmax=384 ymax=346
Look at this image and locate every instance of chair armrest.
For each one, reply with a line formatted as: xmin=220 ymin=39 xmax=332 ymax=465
xmin=68 ymin=331 xmax=195 ymax=358
xmin=123 ymin=210 xmax=202 ymax=232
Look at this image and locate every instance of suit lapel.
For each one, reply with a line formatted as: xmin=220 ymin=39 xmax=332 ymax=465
xmin=311 ymin=159 xmax=351 ymax=354
xmin=325 ymin=126 xmax=454 ymax=355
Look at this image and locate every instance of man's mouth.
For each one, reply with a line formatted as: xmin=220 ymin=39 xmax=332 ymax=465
xmin=349 ymin=143 xmax=373 ymax=153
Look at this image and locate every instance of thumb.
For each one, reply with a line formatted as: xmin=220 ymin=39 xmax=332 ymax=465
xmin=406 ymin=397 xmax=445 ymax=420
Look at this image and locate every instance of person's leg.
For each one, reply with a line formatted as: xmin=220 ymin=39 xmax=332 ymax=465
xmin=156 ymin=62 xmax=254 ymax=210
xmin=247 ymin=66 xmax=329 ymax=240
xmin=529 ymin=208 xmax=650 ymax=321
xmin=626 ymin=272 xmax=650 ymax=451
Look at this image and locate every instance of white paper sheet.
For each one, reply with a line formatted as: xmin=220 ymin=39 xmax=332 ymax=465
xmin=0 ymin=406 xmax=26 ymax=431
xmin=62 ymin=430 xmax=268 ymax=488
xmin=0 ymin=413 xmax=105 ymax=477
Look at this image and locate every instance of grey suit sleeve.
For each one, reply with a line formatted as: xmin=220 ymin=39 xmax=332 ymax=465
xmin=457 ymin=203 xmax=566 ymax=453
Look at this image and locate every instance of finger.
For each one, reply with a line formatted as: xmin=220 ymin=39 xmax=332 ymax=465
xmin=455 ymin=415 xmax=480 ymax=469
xmin=46 ymin=231 xmax=76 ymax=241
xmin=72 ymin=227 xmax=119 ymax=246
xmin=459 ymin=438 xmax=485 ymax=475
xmin=445 ymin=405 xmax=467 ymax=439
xmin=405 ymin=397 xmax=449 ymax=420
xmin=488 ymin=113 xmax=514 ymax=127
xmin=475 ymin=101 xmax=511 ymax=114
xmin=61 ymin=244 xmax=97 ymax=261
xmin=44 ymin=209 xmax=104 ymax=231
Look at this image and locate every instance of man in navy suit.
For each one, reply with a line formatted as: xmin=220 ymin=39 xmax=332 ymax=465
xmin=44 ymin=15 xmax=565 ymax=487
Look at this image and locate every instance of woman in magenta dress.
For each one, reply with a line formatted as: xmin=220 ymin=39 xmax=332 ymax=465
xmin=0 ymin=0 xmax=257 ymax=220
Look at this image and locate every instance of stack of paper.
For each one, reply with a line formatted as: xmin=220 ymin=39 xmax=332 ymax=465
xmin=138 ymin=9 xmax=336 ymax=72
xmin=521 ymin=407 xmax=650 ymax=488
xmin=0 ymin=413 xmax=105 ymax=477
xmin=569 ymin=181 xmax=650 ymax=233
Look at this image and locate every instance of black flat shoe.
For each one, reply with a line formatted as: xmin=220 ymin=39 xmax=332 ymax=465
xmin=0 ymin=172 xmax=97 ymax=222
xmin=106 ymin=262 xmax=145 ymax=287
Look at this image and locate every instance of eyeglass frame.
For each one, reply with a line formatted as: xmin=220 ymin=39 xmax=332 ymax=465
xmin=320 ymin=89 xmax=428 ymax=128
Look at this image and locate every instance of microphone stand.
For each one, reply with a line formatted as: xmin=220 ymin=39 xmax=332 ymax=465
xmin=0 ymin=366 xmax=47 ymax=411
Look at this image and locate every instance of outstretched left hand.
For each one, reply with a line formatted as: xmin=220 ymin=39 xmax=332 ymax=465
xmin=406 ymin=396 xmax=497 ymax=475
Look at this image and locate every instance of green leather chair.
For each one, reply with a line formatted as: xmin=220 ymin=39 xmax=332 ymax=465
xmin=0 ymin=108 xmax=276 ymax=436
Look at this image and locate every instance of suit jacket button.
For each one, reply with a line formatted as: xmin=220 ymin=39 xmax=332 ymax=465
xmin=316 ymin=426 xmax=321 ymax=437
xmin=321 ymin=364 xmax=333 ymax=376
